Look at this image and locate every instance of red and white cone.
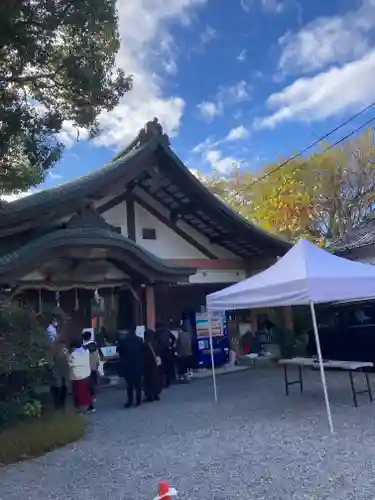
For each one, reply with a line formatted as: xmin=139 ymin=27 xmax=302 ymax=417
xmin=154 ymin=481 xmax=177 ymax=500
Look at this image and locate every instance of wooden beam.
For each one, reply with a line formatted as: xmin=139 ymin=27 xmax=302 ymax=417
xmin=97 ymin=191 xmax=128 ymax=215
xmin=166 ymin=259 xmax=244 ymax=269
xmin=170 ymin=203 xmax=196 ymax=223
xmin=131 ymin=193 xmax=218 ymax=260
xmin=126 ymin=196 xmax=136 ymax=241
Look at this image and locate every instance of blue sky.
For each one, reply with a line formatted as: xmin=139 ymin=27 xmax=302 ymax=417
xmin=24 ymin=0 xmax=375 ymax=194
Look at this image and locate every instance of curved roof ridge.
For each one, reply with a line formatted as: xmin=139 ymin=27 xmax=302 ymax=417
xmin=0 ymin=139 xmax=157 ymax=218
xmin=0 ymin=226 xmax=195 ymax=279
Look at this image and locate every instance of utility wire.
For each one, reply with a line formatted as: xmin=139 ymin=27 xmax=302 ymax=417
xmin=247 ymin=102 xmax=375 ymax=189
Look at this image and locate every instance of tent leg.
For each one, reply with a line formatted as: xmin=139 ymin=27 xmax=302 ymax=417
xmin=310 ymin=301 xmax=334 ymax=434
xmin=208 ymin=311 xmax=218 ymax=402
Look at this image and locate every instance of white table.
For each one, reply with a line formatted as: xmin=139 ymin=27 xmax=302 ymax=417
xmin=237 ymin=353 xmax=274 ymax=367
xmin=278 ymin=357 xmax=374 ymax=407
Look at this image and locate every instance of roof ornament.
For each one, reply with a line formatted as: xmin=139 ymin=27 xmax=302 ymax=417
xmin=137 ymin=117 xmax=170 ymax=148
xmin=119 ymin=118 xmax=170 ymax=157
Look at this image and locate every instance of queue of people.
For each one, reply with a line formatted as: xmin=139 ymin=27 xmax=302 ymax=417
xmin=117 ymin=324 xmax=193 ymax=408
xmin=47 ymin=319 xmax=194 ymax=412
xmin=48 ymin=329 xmax=102 ymax=414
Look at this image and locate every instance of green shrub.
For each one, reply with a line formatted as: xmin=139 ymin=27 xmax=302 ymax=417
xmin=268 ymin=308 xmax=303 ymax=359
xmin=0 ymin=304 xmax=51 ymax=425
xmin=0 ymin=411 xmax=85 ymax=465
xmin=21 ymin=400 xmax=42 ymax=419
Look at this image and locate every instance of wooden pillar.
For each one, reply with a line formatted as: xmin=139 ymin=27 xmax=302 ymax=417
xmin=146 ymin=285 xmax=155 ymax=329
xmin=283 ymin=306 xmax=294 ymax=331
xmin=132 ymin=285 xmax=143 ymax=326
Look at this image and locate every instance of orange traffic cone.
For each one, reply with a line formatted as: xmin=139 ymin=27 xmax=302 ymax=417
xmin=158 ymin=481 xmax=170 ymax=500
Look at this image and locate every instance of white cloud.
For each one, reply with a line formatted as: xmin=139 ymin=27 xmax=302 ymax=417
xmin=204 ymin=150 xmax=239 ymax=174
xmin=256 ymin=48 xmax=375 ymax=129
xmin=196 ymin=101 xmax=221 ymax=122
xmin=240 ymin=0 xmax=285 ymax=14
xmin=48 ymin=172 xmax=63 ymax=181
xmin=191 ymin=128 xmax=248 ymax=174
xmin=191 ymin=136 xmax=216 ymax=154
xmin=218 ymin=80 xmax=251 ymax=103
xmin=58 ymin=121 xmax=89 ymax=148
xmin=192 ymin=125 xmax=249 ymax=154
xmin=1 ymin=190 xmax=34 ymax=202
xmin=278 ymin=0 xmax=375 ymax=75
xmin=162 ymin=58 xmax=178 ymax=75
xmin=240 ymin=0 xmax=252 ymax=12
xmin=197 ymin=80 xmax=251 ymax=121
xmin=237 ymin=49 xmax=247 ymax=62
xmin=200 ymin=25 xmax=216 ymax=46
xmin=261 ymin=0 xmax=285 ymax=13
xmin=94 ymin=0 xmax=207 ymax=149
xmin=225 ymin=125 xmax=249 ymax=141
xmin=189 ymin=168 xmax=211 ymax=182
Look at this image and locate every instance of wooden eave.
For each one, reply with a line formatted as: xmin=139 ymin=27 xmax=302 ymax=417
xmin=0 ymin=227 xmax=196 ymax=285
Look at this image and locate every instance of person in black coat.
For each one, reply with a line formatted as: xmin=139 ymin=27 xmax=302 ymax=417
xmin=155 ymin=322 xmax=176 ymax=388
xmin=117 ymin=329 xmax=144 ymax=408
xmin=143 ymin=329 xmax=163 ymax=402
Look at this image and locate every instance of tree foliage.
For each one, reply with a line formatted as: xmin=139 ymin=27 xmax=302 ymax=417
xmin=0 ymin=304 xmax=50 ymax=406
xmin=202 ymin=130 xmax=375 ymax=244
xmin=0 ymin=0 xmax=132 ymax=195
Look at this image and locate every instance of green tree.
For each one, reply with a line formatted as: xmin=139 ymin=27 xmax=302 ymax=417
xmin=0 ymin=304 xmax=50 ymax=425
xmin=0 ymin=0 xmax=132 ymax=195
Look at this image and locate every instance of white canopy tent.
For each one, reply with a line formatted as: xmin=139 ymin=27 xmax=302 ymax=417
xmin=206 ymin=239 xmax=375 ymax=433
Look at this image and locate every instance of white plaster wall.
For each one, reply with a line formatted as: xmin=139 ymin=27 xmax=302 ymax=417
xmin=100 ymin=190 xmax=243 ymax=261
xmin=102 ymin=201 xmax=127 ymax=236
xmin=134 ymin=203 xmax=208 ymax=259
xmin=132 ymin=187 xmax=240 ymax=259
xmin=188 ymin=269 xmax=246 ymax=284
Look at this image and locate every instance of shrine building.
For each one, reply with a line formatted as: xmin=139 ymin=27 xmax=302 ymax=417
xmin=0 ymin=119 xmax=290 ymax=337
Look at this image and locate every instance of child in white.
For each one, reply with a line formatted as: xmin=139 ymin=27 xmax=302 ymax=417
xmin=68 ymin=341 xmax=93 ymax=412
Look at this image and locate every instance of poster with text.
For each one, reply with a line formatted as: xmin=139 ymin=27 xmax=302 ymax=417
xmin=196 ymin=311 xmax=224 ymax=338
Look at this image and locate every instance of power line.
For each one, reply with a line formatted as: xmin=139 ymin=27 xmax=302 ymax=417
xmin=247 ymin=102 xmax=375 ymax=189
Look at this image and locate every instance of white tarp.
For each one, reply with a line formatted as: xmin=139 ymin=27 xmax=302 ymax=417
xmin=206 ymin=238 xmax=375 ymax=311
xmin=205 ymin=239 xmax=375 ymax=433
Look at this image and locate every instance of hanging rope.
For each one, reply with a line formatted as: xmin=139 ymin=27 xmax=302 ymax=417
xmin=55 ymin=290 xmax=60 ymax=307
xmin=111 ymin=288 xmax=115 ymax=310
xmin=75 ymin=288 xmax=79 ymax=311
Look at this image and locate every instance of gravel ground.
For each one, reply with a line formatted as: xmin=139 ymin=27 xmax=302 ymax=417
xmin=1 ymin=366 xmax=375 ymax=500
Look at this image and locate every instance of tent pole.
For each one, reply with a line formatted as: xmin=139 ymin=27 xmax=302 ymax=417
xmin=309 ymin=301 xmax=334 ymax=434
xmin=208 ymin=310 xmax=218 ymax=402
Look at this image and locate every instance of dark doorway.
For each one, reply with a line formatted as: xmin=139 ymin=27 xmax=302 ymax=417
xmin=117 ymin=290 xmax=135 ymax=330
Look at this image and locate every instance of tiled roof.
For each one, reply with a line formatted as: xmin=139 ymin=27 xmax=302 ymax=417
xmin=331 ymin=217 xmax=375 ymax=252
xmin=0 ymin=139 xmax=156 ymax=223
xmin=0 ymin=130 xmax=291 ymax=257
xmin=0 ymin=226 xmax=195 ymax=281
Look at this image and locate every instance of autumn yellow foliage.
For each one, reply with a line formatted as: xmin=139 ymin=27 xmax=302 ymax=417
xmin=202 ymin=129 xmax=375 ymax=244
